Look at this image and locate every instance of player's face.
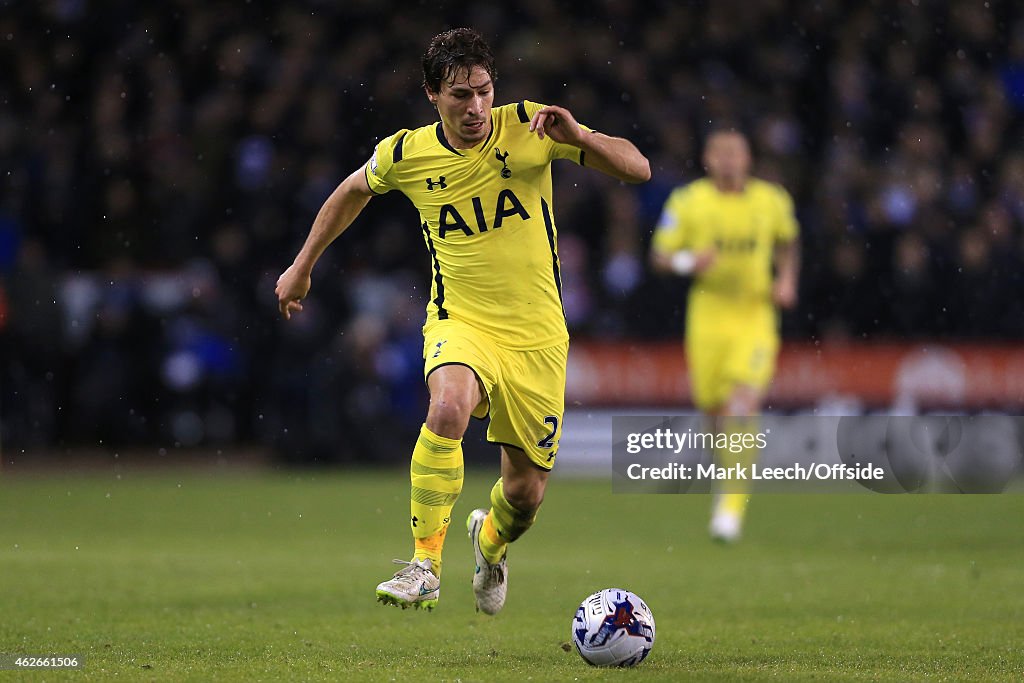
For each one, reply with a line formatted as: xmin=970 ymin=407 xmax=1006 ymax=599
xmin=429 ymin=64 xmax=494 ymax=148
xmin=703 ymin=132 xmax=752 ymax=185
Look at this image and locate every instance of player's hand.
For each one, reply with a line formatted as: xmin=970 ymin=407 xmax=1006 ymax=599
xmin=529 ymin=105 xmax=584 ymax=146
xmin=693 ymin=249 xmax=717 ymax=274
xmin=772 ymin=277 xmax=798 ymax=309
xmin=275 ymin=264 xmax=311 ymax=320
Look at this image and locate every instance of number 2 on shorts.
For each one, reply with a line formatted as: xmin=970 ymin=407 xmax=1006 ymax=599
xmin=537 ymin=415 xmax=559 ymax=449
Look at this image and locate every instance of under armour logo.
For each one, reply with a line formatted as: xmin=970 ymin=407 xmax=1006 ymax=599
xmin=425 ymin=176 xmax=447 ymax=190
xmin=494 ymin=148 xmax=511 ymax=178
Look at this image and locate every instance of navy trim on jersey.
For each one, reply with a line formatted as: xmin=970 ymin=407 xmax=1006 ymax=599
xmin=435 ymin=122 xmax=463 ymax=156
xmin=393 ymin=131 xmax=408 ymax=163
xmin=363 ymin=164 xmax=382 ymax=195
xmin=541 ymin=199 xmax=563 ymax=309
xmin=516 ymin=100 xmax=529 ymax=123
xmin=421 ymin=221 xmax=448 ymax=319
xmin=579 ymin=150 xmax=586 ymax=166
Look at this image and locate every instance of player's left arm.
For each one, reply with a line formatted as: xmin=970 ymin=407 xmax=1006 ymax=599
xmin=530 ymin=105 xmax=650 ymax=184
xmin=771 ymin=186 xmax=801 ymax=310
xmin=772 ymin=239 xmax=800 ymax=310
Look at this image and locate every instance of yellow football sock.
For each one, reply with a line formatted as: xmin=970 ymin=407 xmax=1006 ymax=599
xmin=713 ymin=416 xmax=759 ymax=520
xmin=478 ymin=478 xmax=535 ymax=565
xmin=410 ymin=424 xmax=464 ymax=577
xmin=715 ymin=492 xmax=750 ymax=518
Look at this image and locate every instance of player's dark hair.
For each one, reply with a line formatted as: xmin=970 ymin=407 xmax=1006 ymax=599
xmin=422 ymin=28 xmax=497 ymax=93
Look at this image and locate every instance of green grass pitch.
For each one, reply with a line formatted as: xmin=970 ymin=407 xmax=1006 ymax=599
xmin=1 ymin=469 xmax=1022 ymax=681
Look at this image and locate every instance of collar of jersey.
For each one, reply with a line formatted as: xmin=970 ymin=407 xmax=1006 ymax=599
xmin=435 ymin=112 xmax=495 ymax=157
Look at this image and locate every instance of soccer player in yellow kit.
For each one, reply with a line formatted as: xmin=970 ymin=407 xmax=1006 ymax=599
xmin=650 ymin=128 xmax=799 ymax=543
xmin=276 ymin=29 xmax=649 ymax=612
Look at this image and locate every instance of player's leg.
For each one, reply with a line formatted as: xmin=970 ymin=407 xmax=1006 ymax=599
xmin=376 ymin=365 xmax=480 ymax=609
xmin=467 ymin=445 xmax=548 ymax=614
xmin=685 ymin=321 xmax=743 ymax=539
xmin=377 ymin=321 xmax=495 ymax=610
xmin=478 ymin=445 xmax=547 ymax=564
xmin=467 ymin=341 xmax=564 ymax=614
xmin=412 ymin=364 xmax=482 ymax=570
xmin=709 ymin=323 xmax=777 ymax=542
xmin=709 ymin=384 xmax=764 ymax=542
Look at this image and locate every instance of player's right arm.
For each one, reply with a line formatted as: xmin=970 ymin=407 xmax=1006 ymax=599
xmin=648 ymin=186 xmax=716 ymax=277
xmin=275 ymin=166 xmax=374 ymax=320
xmin=277 ymin=130 xmax=407 ymax=319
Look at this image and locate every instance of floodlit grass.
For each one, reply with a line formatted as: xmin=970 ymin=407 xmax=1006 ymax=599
xmin=1 ymin=469 xmax=1022 ymax=681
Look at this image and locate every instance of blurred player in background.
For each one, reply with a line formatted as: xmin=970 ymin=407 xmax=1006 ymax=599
xmin=649 ymin=128 xmax=799 ymax=542
xmin=276 ymin=28 xmax=649 ymax=612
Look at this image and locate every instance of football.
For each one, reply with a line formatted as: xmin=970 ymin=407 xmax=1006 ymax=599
xmin=571 ymin=588 xmax=656 ymax=667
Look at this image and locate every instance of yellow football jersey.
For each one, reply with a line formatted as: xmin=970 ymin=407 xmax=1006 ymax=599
xmin=652 ymin=177 xmax=798 ymax=312
xmin=365 ymin=100 xmax=587 ymax=350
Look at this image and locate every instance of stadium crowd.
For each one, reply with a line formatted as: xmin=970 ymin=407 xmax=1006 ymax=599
xmin=2 ymin=0 xmax=1023 ymax=457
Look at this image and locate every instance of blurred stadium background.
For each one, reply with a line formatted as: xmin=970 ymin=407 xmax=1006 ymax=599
xmin=2 ymin=0 xmax=1024 ymax=465
xmin=3 ymin=3 xmax=1024 ymax=680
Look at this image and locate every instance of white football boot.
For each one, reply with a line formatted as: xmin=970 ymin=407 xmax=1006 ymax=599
xmin=467 ymin=508 xmax=508 ymax=615
xmin=375 ymin=558 xmax=440 ymax=610
xmin=709 ymin=510 xmax=743 ymax=543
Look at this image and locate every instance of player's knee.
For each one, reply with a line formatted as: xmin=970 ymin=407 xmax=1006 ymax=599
xmin=426 ymin=391 xmax=476 ymax=438
xmin=725 ymin=387 xmax=761 ymax=416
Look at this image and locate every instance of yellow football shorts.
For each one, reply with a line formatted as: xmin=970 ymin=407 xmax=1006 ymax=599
xmin=422 ymin=319 xmax=568 ymax=470
xmin=685 ymin=303 xmax=779 ymax=412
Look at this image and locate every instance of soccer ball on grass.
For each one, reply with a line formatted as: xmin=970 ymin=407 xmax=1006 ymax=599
xmin=571 ymin=588 xmax=655 ymax=667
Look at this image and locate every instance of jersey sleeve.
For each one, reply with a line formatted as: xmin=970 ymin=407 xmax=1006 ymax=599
xmin=521 ymin=100 xmax=591 ymax=165
xmin=650 ymin=187 xmax=692 ymax=254
xmin=364 ymin=130 xmax=409 ymax=195
xmin=772 ymin=185 xmax=799 ymax=243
